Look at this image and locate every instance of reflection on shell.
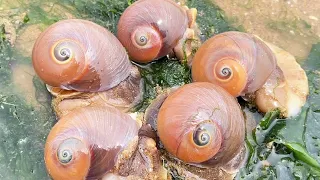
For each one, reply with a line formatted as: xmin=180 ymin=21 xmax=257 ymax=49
xmin=157 ymin=82 xmax=245 ymax=166
xmin=44 ymin=106 xmax=139 ymax=179
xmin=192 ymin=31 xmax=277 ymax=97
xmin=117 ymin=0 xmax=189 ymax=63
xmin=32 ymin=19 xmax=132 ymax=92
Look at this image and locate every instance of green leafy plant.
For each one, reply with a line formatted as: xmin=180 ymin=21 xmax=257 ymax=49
xmin=237 ymin=43 xmax=320 ymax=179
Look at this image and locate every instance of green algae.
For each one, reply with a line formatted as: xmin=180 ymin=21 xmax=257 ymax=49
xmin=185 ymin=0 xmax=239 ymax=40
xmin=0 ymin=0 xmax=320 ymax=179
xmin=59 ymin=0 xmax=136 ymax=33
xmin=0 ymin=28 xmax=54 ymax=180
xmin=237 ymin=43 xmax=320 ymax=179
xmin=134 ymin=59 xmax=192 ymax=112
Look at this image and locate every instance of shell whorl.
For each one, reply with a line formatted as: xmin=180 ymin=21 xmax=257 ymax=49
xmin=32 ymin=19 xmax=132 ymax=92
xmin=117 ymin=0 xmax=189 ymax=63
xmin=44 ymin=106 xmax=139 ymax=179
xmin=192 ymin=31 xmax=277 ymax=96
xmin=157 ymin=82 xmax=245 ymax=165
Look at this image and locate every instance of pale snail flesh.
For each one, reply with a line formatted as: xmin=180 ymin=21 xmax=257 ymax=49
xmin=32 ymin=19 xmax=132 ymax=92
xmin=192 ymin=31 xmax=277 ymax=97
xmin=47 ymin=66 xmax=144 ymax=118
xmin=254 ymin=40 xmax=309 ymax=117
xmin=117 ymin=0 xmax=199 ymax=63
xmin=156 ymin=82 xmax=245 ymax=166
xmin=101 ymin=125 xmax=169 ymax=180
xmin=44 ymin=105 xmax=139 ymax=180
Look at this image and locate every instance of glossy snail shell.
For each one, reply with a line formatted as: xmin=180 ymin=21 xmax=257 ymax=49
xmin=117 ymin=0 xmax=189 ymax=63
xmin=157 ymin=82 xmax=245 ymax=165
xmin=44 ymin=106 xmax=139 ymax=179
xmin=32 ymin=19 xmax=132 ymax=92
xmin=192 ymin=31 xmax=277 ymax=97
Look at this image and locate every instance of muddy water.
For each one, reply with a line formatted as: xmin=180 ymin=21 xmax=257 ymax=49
xmin=211 ymin=0 xmax=320 ymax=61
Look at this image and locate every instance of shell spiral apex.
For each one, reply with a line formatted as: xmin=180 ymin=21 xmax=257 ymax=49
xmin=192 ymin=31 xmax=277 ymax=97
xmin=117 ymin=0 xmax=189 ymax=63
xmin=32 ymin=19 xmax=132 ymax=92
xmin=44 ymin=105 xmax=139 ymax=179
xmin=157 ymin=82 xmax=245 ymax=165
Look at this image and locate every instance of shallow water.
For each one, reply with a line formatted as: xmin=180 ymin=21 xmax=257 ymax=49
xmin=212 ymin=0 xmax=320 ymax=61
xmin=0 ymin=0 xmax=319 ymax=179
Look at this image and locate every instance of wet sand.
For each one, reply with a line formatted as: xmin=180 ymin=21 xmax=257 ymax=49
xmin=211 ymin=0 xmax=320 ymax=61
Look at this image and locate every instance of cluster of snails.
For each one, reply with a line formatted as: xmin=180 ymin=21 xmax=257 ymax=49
xmin=31 ymin=0 xmax=308 ymax=179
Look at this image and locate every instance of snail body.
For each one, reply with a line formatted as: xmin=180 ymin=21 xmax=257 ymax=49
xmin=47 ymin=65 xmax=144 ymax=118
xmin=192 ymin=31 xmax=277 ymax=97
xmin=117 ymin=0 xmax=198 ymax=63
xmin=32 ymin=19 xmax=132 ymax=92
xmin=157 ymin=82 xmax=245 ymax=166
xmin=254 ymin=41 xmax=309 ymax=117
xmin=45 ymin=106 xmax=139 ymax=179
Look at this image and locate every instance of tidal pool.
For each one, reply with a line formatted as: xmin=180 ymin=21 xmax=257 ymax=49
xmin=0 ymin=0 xmax=319 ymax=179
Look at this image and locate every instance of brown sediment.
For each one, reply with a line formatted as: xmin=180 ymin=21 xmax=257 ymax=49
xmin=210 ymin=0 xmax=320 ymax=61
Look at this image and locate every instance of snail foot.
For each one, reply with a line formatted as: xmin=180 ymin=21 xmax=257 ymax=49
xmin=253 ymin=38 xmax=309 ymax=118
xmin=173 ymin=1 xmax=202 ymax=65
xmin=117 ymin=136 xmax=168 ymax=180
xmin=49 ymin=65 xmax=144 ymax=118
xmin=173 ymin=28 xmax=200 ymax=66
